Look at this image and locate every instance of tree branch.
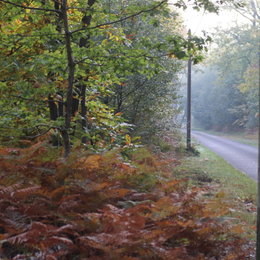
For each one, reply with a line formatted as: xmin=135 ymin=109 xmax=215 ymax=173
xmin=71 ymin=0 xmax=167 ymax=34
xmin=76 ymin=52 xmax=168 ymax=65
xmin=27 ymin=126 xmax=58 ymax=139
xmin=13 ymin=33 xmax=63 ymax=38
xmin=1 ymin=94 xmax=64 ymax=104
xmin=28 ymin=128 xmax=52 ymax=139
xmin=0 ymin=0 xmax=62 ymax=13
xmin=123 ymin=79 xmax=149 ymax=100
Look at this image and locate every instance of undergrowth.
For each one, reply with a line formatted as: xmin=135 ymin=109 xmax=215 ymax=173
xmin=0 ymin=139 xmax=255 ymax=259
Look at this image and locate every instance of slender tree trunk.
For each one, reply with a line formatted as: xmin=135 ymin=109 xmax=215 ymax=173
xmin=81 ymin=84 xmax=87 ymax=143
xmin=79 ymin=0 xmax=96 ymax=144
xmin=48 ymin=95 xmax=58 ymax=120
xmin=116 ymin=84 xmax=123 ymax=113
xmin=58 ymin=95 xmax=64 ymax=117
xmin=61 ymin=0 xmax=75 ymax=158
xmin=186 ymin=29 xmax=192 ymax=151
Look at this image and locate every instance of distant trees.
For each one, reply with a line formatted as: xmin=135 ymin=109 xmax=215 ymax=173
xmin=192 ymin=20 xmax=259 ymax=131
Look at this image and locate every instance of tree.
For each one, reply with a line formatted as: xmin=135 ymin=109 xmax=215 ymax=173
xmin=192 ymin=22 xmax=259 ymax=131
xmin=227 ymin=0 xmax=260 ymax=27
xmin=0 ymin=0 xmax=170 ymax=157
xmin=0 ymin=0 xmax=228 ymax=157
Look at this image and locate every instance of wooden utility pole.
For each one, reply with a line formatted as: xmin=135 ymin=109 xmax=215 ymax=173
xmin=256 ymin=53 xmax=260 ymax=259
xmin=187 ymin=29 xmax=192 ymax=150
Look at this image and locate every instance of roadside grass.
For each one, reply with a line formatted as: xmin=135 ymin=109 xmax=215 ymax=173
xmin=172 ymin=144 xmax=257 ymax=239
xmin=193 ymin=128 xmax=258 ymax=147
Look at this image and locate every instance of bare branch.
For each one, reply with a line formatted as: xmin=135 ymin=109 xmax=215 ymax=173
xmin=0 ymin=0 xmax=62 ymax=13
xmin=71 ymin=0 xmax=167 ymax=34
xmin=233 ymin=7 xmax=257 ymax=23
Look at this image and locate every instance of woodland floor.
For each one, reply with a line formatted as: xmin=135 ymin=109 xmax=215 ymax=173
xmin=0 ymin=137 xmax=256 ymax=259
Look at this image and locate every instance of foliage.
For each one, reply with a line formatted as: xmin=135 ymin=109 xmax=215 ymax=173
xmin=0 ymin=0 xmax=220 ymax=157
xmin=0 ymin=142 xmax=254 ymax=259
xmin=0 ymin=1 xmax=256 ymax=259
xmin=191 ymin=20 xmax=259 ymax=131
xmin=191 ymin=66 xmax=246 ymax=131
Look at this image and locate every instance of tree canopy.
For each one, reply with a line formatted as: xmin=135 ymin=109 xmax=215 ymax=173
xmin=0 ymin=0 xmax=217 ymax=157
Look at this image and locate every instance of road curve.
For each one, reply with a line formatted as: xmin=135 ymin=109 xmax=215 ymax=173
xmin=192 ymin=131 xmax=258 ymax=181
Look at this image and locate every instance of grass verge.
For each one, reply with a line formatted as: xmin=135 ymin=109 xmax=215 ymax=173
xmin=173 ymin=144 xmax=257 ymax=239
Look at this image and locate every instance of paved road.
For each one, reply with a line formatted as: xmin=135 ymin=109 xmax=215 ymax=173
xmin=192 ymin=131 xmax=258 ymax=181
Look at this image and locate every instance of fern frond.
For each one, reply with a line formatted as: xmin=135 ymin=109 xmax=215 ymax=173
xmin=0 ymin=183 xmax=23 ymax=197
xmin=49 ymin=186 xmax=69 ymax=200
xmin=11 ymin=186 xmax=42 ymax=199
xmin=43 ymin=236 xmax=74 ymax=247
xmin=48 ymin=224 xmax=79 ymax=237
xmin=7 ymin=232 xmax=28 ymax=245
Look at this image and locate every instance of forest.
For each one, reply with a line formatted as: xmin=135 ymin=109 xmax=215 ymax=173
xmin=0 ymin=0 xmax=258 ymax=259
xmin=191 ymin=1 xmax=259 ymax=131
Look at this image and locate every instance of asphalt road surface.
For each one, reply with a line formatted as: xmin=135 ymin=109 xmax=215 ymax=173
xmin=192 ymin=131 xmax=258 ymax=181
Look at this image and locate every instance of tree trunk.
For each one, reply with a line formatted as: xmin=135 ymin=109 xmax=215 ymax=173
xmin=61 ymin=130 xmax=70 ymax=158
xmin=61 ymin=0 xmax=75 ymax=158
xmin=116 ymin=84 xmax=123 ymax=113
xmin=48 ymin=95 xmax=58 ymax=120
xmin=79 ymin=0 xmax=96 ymax=144
xmin=81 ymin=84 xmax=87 ymax=143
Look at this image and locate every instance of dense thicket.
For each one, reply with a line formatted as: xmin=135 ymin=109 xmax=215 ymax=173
xmin=0 ymin=0 xmax=215 ymax=157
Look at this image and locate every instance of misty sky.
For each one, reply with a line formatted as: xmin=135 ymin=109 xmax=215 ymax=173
xmin=180 ymin=5 xmax=250 ymax=34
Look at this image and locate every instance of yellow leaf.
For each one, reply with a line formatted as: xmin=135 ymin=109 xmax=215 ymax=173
xmin=15 ymin=19 xmax=22 ymax=25
xmin=77 ymin=155 xmax=102 ymax=172
xmin=231 ymin=225 xmax=244 ymax=234
xmin=102 ymin=39 xmax=108 ymax=45
xmin=115 ymin=112 xmax=123 ymax=116
xmin=125 ymin=134 xmax=131 ymax=145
